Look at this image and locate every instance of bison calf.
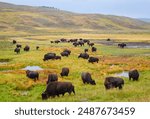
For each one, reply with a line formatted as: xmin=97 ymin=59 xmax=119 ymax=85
xmin=104 ymin=77 xmax=124 ymax=90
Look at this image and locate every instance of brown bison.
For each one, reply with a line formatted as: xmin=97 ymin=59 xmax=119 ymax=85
xmin=104 ymin=77 xmax=124 ymax=90
xmin=81 ymin=72 xmax=96 ymax=85
xmin=36 ymin=46 xmax=39 ymax=50
xmin=129 ymin=69 xmax=139 ymax=81
xmin=14 ymin=47 xmax=20 ymax=54
xmin=55 ymin=56 xmax=61 ymax=60
xmin=60 ymin=67 xmax=69 ymax=77
xmin=91 ymin=47 xmax=97 ymax=52
xmin=26 ymin=70 xmax=39 ymax=81
xmin=16 ymin=44 xmax=22 ymax=48
xmin=88 ymin=57 xmax=99 ymax=63
xmin=78 ymin=53 xmax=89 ymax=59
xmin=42 ymin=81 xmax=75 ymax=99
xmin=24 ymin=45 xmax=30 ymax=51
xmin=47 ymin=73 xmax=58 ymax=84
xmin=13 ymin=40 xmax=17 ymax=44
xmin=43 ymin=53 xmax=56 ymax=61
xmin=60 ymin=51 xmax=69 ymax=57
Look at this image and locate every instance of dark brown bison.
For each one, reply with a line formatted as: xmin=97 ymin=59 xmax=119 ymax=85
xmin=78 ymin=53 xmax=89 ymax=59
xmin=118 ymin=43 xmax=126 ymax=48
xmin=24 ymin=45 xmax=30 ymax=51
xmin=60 ymin=67 xmax=69 ymax=77
xmin=81 ymin=72 xmax=96 ymax=85
xmin=43 ymin=53 xmax=56 ymax=61
xmin=88 ymin=42 xmax=94 ymax=47
xmin=84 ymin=48 xmax=88 ymax=53
xmin=26 ymin=70 xmax=39 ymax=81
xmin=91 ymin=47 xmax=97 ymax=52
xmin=42 ymin=81 xmax=75 ymax=99
xmin=60 ymin=51 xmax=69 ymax=57
xmin=129 ymin=69 xmax=139 ymax=81
xmin=16 ymin=44 xmax=22 ymax=48
xmin=88 ymin=57 xmax=99 ymax=63
xmin=36 ymin=46 xmax=39 ymax=50
xmin=54 ymin=40 xmax=60 ymax=44
xmin=104 ymin=77 xmax=124 ymax=90
xmin=55 ymin=56 xmax=61 ymax=60
xmin=13 ymin=40 xmax=17 ymax=44
xmin=107 ymin=38 xmax=111 ymax=41
xmin=63 ymin=49 xmax=71 ymax=55
xmin=47 ymin=73 xmax=58 ymax=84
xmin=14 ymin=47 xmax=20 ymax=54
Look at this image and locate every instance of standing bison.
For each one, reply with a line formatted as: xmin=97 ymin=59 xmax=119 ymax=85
xmin=60 ymin=67 xmax=69 ymax=77
xmin=16 ymin=44 xmax=22 ymax=48
xmin=88 ymin=57 xmax=99 ymax=63
xmin=24 ymin=45 xmax=30 ymax=51
xmin=43 ymin=53 xmax=56 ymax=61
xmin=14 ymin=47 xmax=20 ymax=54
xmin=60 ymin=51 xmax=69 ymax=57
xmin=26 ymin=70 xmax=39 ymax=81
xmin=129 ymin=69 xmax=139 ymax=81
xmin=42 ymin=81 xmax=75 ymax=99
xmin=84 ymin=48 xmax=88 ymax=53
xmin=81 ymin=72 xmax=96 ymax=85
xmin=78 ymin=53 xmax=89 ymax=59
xmin=91 ymin=47 xmax=97 ymax=52
xmin=104 ymin=77 xmax=124 ymax=90
xmin=13 ymin=40 xmax=17 ymax=44
xmin=47 ymin=73 xmax=58 ymax=84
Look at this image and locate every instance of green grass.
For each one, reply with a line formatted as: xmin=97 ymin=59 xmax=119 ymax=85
xmin=0 ymin=35 xmax=150 ymax=102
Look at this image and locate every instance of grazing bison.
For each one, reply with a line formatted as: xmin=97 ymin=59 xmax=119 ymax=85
xmin=78 ymin=53 xmax=89 ymax=59
xmin=118 ymin=43 xmax=126 ymax=48
xmin=13 ymin=40 xmax=17 ymax=44
xmin=129 ymin=69 xmax=139 ymax=81
xmin=107 ymin=38 xmax=111 ymax=41
xmin=91 ymin=47 xmax=97 ymax=52
xmin=88 ymin=42 xmax=94 ymax=47
xmin=81 ymin=72 xmax=96 ymax=85
xmin=42 ymin=81 xmax=75 ymax=99
xmin=54 ymin=40 xmax=60 ymax=44
xmin=36 ymin=46 xmax=39 ymax=50
xmin=14 ymin=47 xmax=20 ymax=54
xmin=16 ymin=44 xmax=22 ymax=48
xmin=55 ymin=56 xmax=61 ymax=60
xmin=43 ymin=53 xmax=56 ymax=61
xmin=26 ymin=70 xmax=39 ymax=81
xmin=104 ymin=77 xmax=124 ymax=90
xmin=88 ymin=57 xmax=99 ymax=63
xmin=24 ymin=45 xmax=30 ymax=51
xmin=47 ymin=73 xmax=58 ymax=84
xmin=63 ymin=49 xmax=71 ymax=55
xmin=60 ymin=51 xmax=69 ymax=57
xmin=84 ymin=48 xmax=88 ymax=53
xmin=60 ymin=67 xmax=69 ymax=77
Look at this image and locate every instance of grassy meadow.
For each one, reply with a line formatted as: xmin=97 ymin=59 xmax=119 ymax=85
xmin=0 ymin=33 xmax=150 ymax=102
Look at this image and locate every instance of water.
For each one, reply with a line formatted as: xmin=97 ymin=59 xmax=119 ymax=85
xmin=126 ymin=46 xmax=150 ymax=49
xmin=22 ymin=66 xmax=43 ymax=71
xmin=115 ymin=71 xmax=129 ymax=78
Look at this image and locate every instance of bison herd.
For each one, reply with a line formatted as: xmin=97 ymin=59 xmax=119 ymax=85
xmin=12 ymin=38 xmax=139 ymax=100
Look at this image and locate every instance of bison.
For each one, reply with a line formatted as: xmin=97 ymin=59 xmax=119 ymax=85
xmin=104 ymin=77 xmax=124 ymax=90
xmin=63 ymin=49 xmax=71 ymax=55
xmin=14 ymin=47 xmax=20 ymax=54
xmin=60 ymin=67 xmax=69 ymax=77
xmin=42 ymin=81 xmax=75 ymax=99
xmin=118 ymin=43 xmax=126 ymax=48
xmin=129 ymin=69 xmax=139 ymax=81
xmin=47 ymin=73 xmax=58 ymax=84
xmin=26 ymin=70 xmax=39 ymax=81
xmin=24 ymin=45 xmax=30 ymax=51
xmin=13 ymin=40 xmax=17 ymax=44
xmin=81 ymin=72 xmax=96 ymax=85
xmin=55 ymin=56 xmax=61 ymax=60
xmin=43 ymin=53 xmax=56 ymax=61
xmin=84 ymin=48 xmax=88 ymax=53
xmin=91 ymin=47 xmax=97 ymax=52
xmin=78 ymin=53 xmax=89 ymax=59
xmin=16 ymin=44 xmax=22 ymax=48
xmin=88 ymin=57 xmax=99 ymax=63
xmin=60 ymin=51 xmax=69 ymax=57
xmin=36 ymin=46 xmax=39 ymax=50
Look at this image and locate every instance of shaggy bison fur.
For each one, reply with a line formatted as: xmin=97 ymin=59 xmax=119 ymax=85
xmin=26 ymin=70 xmax=39 ymax=81
xmin=42 ymin=81 xmax=75 ymax=99
xmin=60 ymin=67 xmax=69 ymax=77
xmin=129 ymin=69 xmax=139 ymax=81
xmin=104 ymin=77 xmax=124 ymax=90
xmin=81 ymin=72 xmax=96 ymax=85
xmin=47 ymin=73 xmax=58 ymax=84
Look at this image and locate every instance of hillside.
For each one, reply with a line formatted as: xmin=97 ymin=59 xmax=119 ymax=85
xmin=0 ymin=2 xmax=150 ymax=35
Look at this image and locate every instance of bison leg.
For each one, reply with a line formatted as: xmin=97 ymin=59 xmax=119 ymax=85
xmin=118 ymin=85 xmax=123 ymax=90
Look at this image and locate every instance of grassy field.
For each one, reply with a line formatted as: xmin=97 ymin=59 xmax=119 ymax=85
xmin=0 ymin=33 xmax=150 ymax=102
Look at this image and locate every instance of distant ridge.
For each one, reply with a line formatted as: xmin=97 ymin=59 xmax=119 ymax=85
xmin=0 ymin=2 xmax=150 ymax=34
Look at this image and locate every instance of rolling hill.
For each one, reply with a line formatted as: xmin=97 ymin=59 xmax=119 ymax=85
xmin=0 ymin=2 xmax=150 ymax=35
